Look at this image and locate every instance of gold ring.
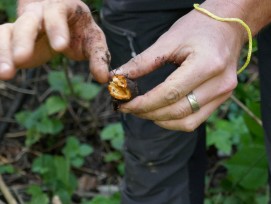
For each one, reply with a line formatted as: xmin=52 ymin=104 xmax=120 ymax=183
xmin=186 ymin=92 xmax=200 ymax=112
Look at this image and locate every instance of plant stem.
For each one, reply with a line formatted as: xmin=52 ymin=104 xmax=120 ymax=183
xmin=0 ymin=175 xmax=17 ymax=204
xmin=63 ymin=58 xmax=75 ymax=97
xmin=230 ymin=95 xmax=262 ymax=126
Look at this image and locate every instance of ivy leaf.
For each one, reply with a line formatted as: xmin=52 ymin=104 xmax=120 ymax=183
xmin=224 ymin=144 xmax=268 ymax=190
xmin=45 ymin=96 xmax=68 ymax=115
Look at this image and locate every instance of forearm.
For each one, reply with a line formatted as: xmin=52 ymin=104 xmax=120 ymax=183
xmin=201 ymin=0 xmax=271 ymax=38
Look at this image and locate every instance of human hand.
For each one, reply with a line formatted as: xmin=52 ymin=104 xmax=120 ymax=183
xmin=0 ymin=0 xmax=110 ymax=82
xmin=113 ymin=3 xmax=247 ymax=131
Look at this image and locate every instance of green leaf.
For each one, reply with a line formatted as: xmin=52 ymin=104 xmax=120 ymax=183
xmin=45 ymin=96 xmax=68 ymax=115
xmin=224 ymin=144 xmax=268 ymax=190
xmin=207 ymin=129 xmax=232 ymax=155
xmin=36 ymin=117 xmax=63 ymax=135
xmin=74 ymin=82 xmax=101 ymax=101
xmin=54 ymin=156 xmax=70 ymax=187
xmin=0 ymin=165 xmax=15 ymax=174
xmin=207 ymin=116 xmax=250 ymax=153
xmin=56 ymin=189 xmax=72 ymax=204
xmin=62 ymin=137 xmax=92 ymax=167
xmin=256 ymin=194 xmax=269 ymax=204
xmin=104 ymin=151 xmax=122 ymax=162
xmin=101 ymin=123 xmax=124 ymax=151
xmin=223 ymin=196 xmax=242 ymax=204
xmin=16 ymin=106 xmax=47 ymax=129
xmin=25 ymin=127 xmax=42 ymax=147
xmin=111 ymin=137 xmax=124 ymax=151
xmin=117 ymin=163 xmax=125 ymax=176
xmin=71 ymin=157 xmax=84 ymax=168
xmin=32 ymin=154 xmax=53 ymax=175
xmin=31 ymin=154 xmax=76 ymax=203
xmin=0 ymin=0 xmax=16 ymax=21
xmin=15 ymin=111 xmax=33 ymax=128
xmin=243 ymin=101 xmax=264 ymax=141
xmin=79 ymin=144 xmax=93 ymax=157
xmin=26 ymin=185 xmax=49 ymax=204
xmin=48 ymin=71 xmax=70 ymax=95
xmin=62 ymin=137 xmax=80 ymax=158
xmin=101 ymin=123 xmax=124 ymax=140
xmin=84 ymin=192 xmax=121 ymax=204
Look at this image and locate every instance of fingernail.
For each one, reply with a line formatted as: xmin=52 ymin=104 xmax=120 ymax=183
xmin=0 ymin=63 xmax=11 ymax=73
xmin=52 ymin=36 xmax=67 ymax=50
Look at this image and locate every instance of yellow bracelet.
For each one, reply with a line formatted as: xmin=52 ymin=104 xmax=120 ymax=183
xmin=193 ymin=3 xmax=252 ymax=75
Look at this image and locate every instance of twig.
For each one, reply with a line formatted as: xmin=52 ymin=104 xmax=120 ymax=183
xmin=0 ymin=69 xmax=35 ymax=144
xmin=63 ymin=59 xmax=75 ymax=96
xmin=0 ymin=175 xmax=18 ymax=204
xmin=52 ymin=195 xmax=62 ymax=204
xmin=5 ymin=131 xmax=26 ymax=138
xmin=12 ymin=188 xmax=24 ymax=204
xmin=38 ymin=88 xmax=52 ymax=102
xmin=0 ymin=118 xmax=16 ymax=123
xmin=0 ymin=81 xmax=36 ymax=95
xmin=230 ymin=95 xmax=262 ymax=126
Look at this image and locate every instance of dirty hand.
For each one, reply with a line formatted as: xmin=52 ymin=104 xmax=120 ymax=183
xmin=0 ymin=0 xmax=110 ymax=83
xmin=114 ymin=3 xmax=247 ymax=131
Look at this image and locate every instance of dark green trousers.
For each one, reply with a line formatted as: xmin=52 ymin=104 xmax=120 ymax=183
xmin=258 ymin=24 xmax=271 ymax=204
xmin=101 ymin=7 xmax=206 ymax=204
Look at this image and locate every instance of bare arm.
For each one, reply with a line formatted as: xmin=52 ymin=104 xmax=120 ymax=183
xmin=202 ymin=0 xmax=271 ymax=37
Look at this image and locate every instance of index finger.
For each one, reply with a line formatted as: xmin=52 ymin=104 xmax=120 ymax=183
xmin=113 ymin=33 xmax=177 ymax=79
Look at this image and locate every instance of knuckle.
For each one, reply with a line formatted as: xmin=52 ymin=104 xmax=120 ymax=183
xmin=124 ymin=54 xmax=144 ymax=78
xmin=221 ymin=76 xmax=238 ymax=93
xmin=208 ymin=56 xmax=226 ymax=75
xmin=174 ymin=105 xmax=189 ymax=119
xmin=0 ymin=23 xmax=12 ymax=31
xmin=182 ymin=119 xmax=197 ymax=132
xmin=131 ymin=54 xmax=143 ymax=68
xmin=163 ymin=86 xmax=180 ymax=104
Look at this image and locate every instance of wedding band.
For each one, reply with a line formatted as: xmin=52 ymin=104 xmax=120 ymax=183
xmin=186 ymin=91 xmax=200 ymax=112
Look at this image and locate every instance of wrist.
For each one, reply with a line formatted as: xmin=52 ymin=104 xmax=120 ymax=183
xmin=201 ymin=0 xmax=271 ymax=39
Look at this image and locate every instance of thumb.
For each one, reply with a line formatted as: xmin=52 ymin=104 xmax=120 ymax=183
xmin=113 ymin=36 xmax=171 ymax=79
